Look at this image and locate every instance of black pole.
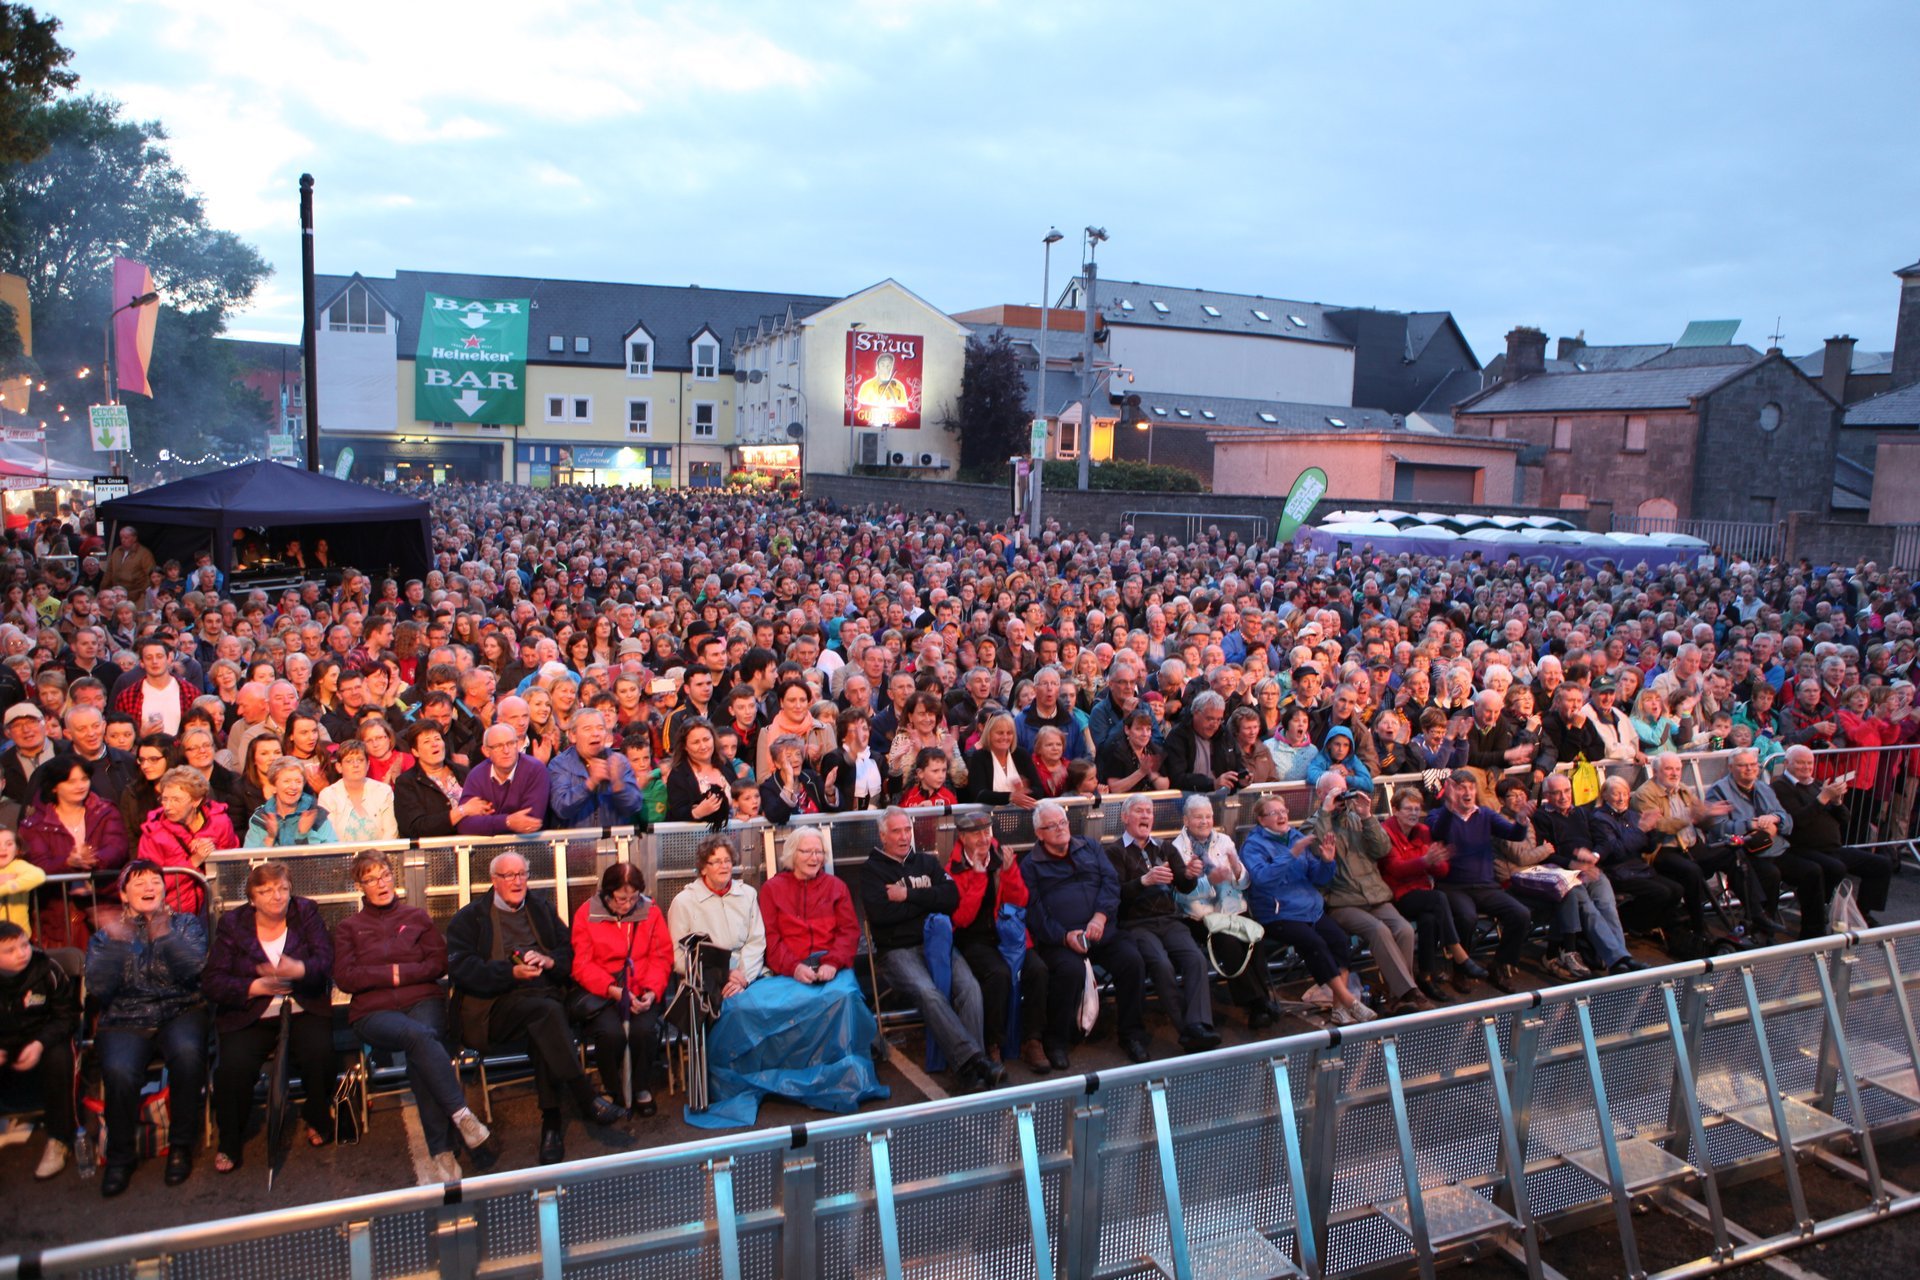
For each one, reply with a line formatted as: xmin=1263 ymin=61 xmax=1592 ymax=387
xmin=300 ymin=174 xmax=320 ymax=473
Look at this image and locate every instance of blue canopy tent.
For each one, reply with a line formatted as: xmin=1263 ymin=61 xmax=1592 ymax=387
xmin=97 ymin=462 xmax=432 ymax=579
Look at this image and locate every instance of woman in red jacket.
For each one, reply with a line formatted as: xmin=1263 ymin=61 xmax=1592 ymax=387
xmin=756 ymin=828 xmax=859 ymax=984
xmin=569 ymin=862 xmax=671 ymax=1115
xmin=1381 ymin=788 xmax=1483 ymax=995
xmin=945 ymin=811 xmax=1050 ymax=1072
xmin=134 ymin=767 xmax=239 ymax=916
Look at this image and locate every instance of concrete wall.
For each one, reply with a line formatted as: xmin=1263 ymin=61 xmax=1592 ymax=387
xmin=1107 ymin=326 xmax=1355 ymax=405
xmin=1208 ymin=433 xmax=1520 ymax=505
xmin=798 ymin=283 xmax=969 ymax=477
xmin=316 ymin=324 xmax=398 ymax=432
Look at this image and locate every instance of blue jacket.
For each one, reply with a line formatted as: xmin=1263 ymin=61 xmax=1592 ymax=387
xmin=1241 ymin=823 xmax=1335 ymax=925
xmin=244 ymin=792 xmax=337 ymax=847
xmin=1019 ymin=836 xmax=1121 ymax=946
xmin=1427 ymin=805 xmax=1529 ymax=887
xmin=1305 ymin=727 xmax=1374 ymax=794
xmin=1015 ymin=704 xmax=1093 ymax=762
xmin=85 ymin=910 xmax=208 ymax=1029
xmin=547 ymin=747 xmax=643 ymax=829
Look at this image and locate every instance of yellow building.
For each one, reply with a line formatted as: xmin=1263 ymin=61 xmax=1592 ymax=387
xmin=313 ymin=270 xmax=837 ymax=485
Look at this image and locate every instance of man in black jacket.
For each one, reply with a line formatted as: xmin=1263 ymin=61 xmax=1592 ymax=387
xmin=1106 ymin=795 xmax=1219 ymax=1051
xmin=1160 ymin=693 xmax=1248 ymax=793
xmin=1775 ymin=745 xmax=1893 ymax=929
xmin=0 ymin=922 xmax=80 ymax=1180
xmin=446 ymin=852 xmax=624 ymax=1164
xmin=859 ymin=807 xmax=1004 ymax=1091
xmin=1533 ymin=682 xmax=1607 ymax=775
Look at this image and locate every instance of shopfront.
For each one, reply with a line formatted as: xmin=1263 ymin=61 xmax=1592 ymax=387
xmin=515 ymin=443 xmax=670 ymax=489
xmin=325 ymin=437 xmax=504 ymax=485
xmin=736 ymin=443 xmax=800 ymax=482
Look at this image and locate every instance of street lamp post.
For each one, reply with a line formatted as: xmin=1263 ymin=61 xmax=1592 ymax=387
xmin=1031 ymin=228 xmax=1063 ymax=539
xmin=104 ymin=289 xmax=159 ymax=478
xmin=1078 ymin=226 xmax=1108 ymax=491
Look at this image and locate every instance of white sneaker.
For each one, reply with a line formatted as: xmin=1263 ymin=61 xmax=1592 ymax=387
xmin=35 ymin=1138 xmax=69 ymax=1181
xmin=453 ymin=1109 xmax=490 ymax=1149
xmin=434 ymin=1151 xmax=462 ymax=1183
xmin=1332 ymin=1001 xmax=1378 ymax=1026
xmin=1301 ymin=983 xmax=1336 ymax=1008
xmin=1561 ymin=951 xmax=1594 ymax=979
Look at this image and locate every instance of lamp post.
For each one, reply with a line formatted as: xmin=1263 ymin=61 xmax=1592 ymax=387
xmin=104 ymin=289 xmax=159 ymax=478
xmin=1135 ymin=414 xmax=1154 ymax=466
xmin=1031 ymin=228 xmax=1063 ymax=539
xmin=1078 ymin=226 xmax=1108 ymax=491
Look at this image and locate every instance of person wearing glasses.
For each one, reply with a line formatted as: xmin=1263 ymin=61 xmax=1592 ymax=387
xmin=334 ymin=850 xmax=491 ymax=1184
xmin=446 ymin=851 xmax=625 ymax=1165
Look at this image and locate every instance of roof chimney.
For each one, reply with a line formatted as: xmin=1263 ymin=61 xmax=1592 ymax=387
xmin=1503 ymin=326 xmax=1547 ymax=382
xmin=1894 ymin=259 xmax=1920 ymax=391
xmin=1821 ymin=335 xmax=1855 ymax=403
xmin=1556 ymin=333 xmax=1586 ymax=363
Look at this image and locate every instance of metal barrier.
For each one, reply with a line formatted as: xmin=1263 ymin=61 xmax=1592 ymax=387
xmin=9 ymin=923 xmax=1919 ymax=1280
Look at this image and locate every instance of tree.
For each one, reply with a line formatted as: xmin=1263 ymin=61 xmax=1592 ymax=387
xmin=0 ymin=5 xmax=75 ymax=164
xmin=0 ymin=95 xmax=272 ymax=466
xmin=949 ymin=332 xmax=1031 ymax=480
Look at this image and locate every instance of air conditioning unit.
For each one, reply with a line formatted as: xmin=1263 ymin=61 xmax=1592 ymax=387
xmin=888 ymin=450 xmax=909 ymax=466
xmin=918 ymin=452 xmax=947 ymax=468
xmin=858 ymin=433 xmax=881 ymax=466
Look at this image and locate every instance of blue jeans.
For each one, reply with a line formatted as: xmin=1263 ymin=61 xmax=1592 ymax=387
xmin=877 ymin=946 xmax=984 ymax=1071
xmin=355 ymin=999 xmax=467 ymax=1156
xmin=98 ymin=1006 xmax=210 ymax=1167
xmin=1567 ymin=877 xmax=1629 ymax=969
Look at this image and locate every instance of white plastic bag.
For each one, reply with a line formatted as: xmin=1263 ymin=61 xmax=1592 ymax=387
xmin=1077 ymin=960 xmax=1100 ymax=1034
xmin=1830 ymin=878 xmax=1869 ymax=934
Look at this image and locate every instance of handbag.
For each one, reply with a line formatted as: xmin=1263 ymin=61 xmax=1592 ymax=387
xmin=1569 ymin=758 xmax=1601 ymax=808
xmin=1201 ymin=912 xmax=1265 ymax=979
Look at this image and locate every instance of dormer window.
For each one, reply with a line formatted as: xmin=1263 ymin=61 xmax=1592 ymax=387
xmin=325 ymin=282 xmax=387 ymax=333
xmin=692 ymin=330 xmax=720 ymax=380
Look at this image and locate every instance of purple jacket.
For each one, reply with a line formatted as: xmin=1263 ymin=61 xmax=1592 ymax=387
xmin=201 ymin=896 xmax=335 ymax=1033
xmin=456 ymin=753 xmax=551 ymax=836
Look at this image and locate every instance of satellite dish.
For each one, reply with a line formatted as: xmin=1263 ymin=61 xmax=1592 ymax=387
xmin=786 ymin=422 xmax=804 ymax=440
xmin=748 ymin=370 xmax=764 ymax=384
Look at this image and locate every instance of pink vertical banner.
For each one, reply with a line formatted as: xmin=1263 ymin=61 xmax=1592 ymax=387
xmin=112 ymin=257 xmax=157 ymax=397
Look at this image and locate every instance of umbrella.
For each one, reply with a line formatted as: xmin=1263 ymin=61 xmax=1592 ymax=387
xmin=266 ymin=1002 xmax=293 ymax=1191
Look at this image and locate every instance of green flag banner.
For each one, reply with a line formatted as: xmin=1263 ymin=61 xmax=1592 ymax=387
xmin=414 ymin=293 xmax=530 ymax=425
xmin=1274 ymin=465 xmax=1328 ymax=545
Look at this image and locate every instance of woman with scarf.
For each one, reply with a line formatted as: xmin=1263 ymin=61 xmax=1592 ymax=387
xmin=570 ymin=862 xmax=671 ymax=1116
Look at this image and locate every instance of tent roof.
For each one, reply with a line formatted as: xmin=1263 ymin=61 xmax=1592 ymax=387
xmin=99 ymin=462 xmax=428 ymax=529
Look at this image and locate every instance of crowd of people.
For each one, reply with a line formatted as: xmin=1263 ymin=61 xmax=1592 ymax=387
xmin=0 ymin=482 xmax=1914 ymax=1198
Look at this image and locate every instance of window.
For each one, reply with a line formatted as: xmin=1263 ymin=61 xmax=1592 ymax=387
xmin=1151 ymin=300 xmax=1170 ymax=314
xmin=325 ymin=283 xmax=387 ymax=333
xmin=694 ymin=340 xmax=718 ymax=379
xmin=1257 ymin=411 xmax=1278 ymax=424
xmin=545 ymin=396 xmax=565 ymax=422
xmin=572 ymin=397 xmax=591 ymax=422
xmin=547 ymin=335 xmax=564 ymax=353
xmin=1552 ymin=417 xmax=1573 ymax=451
xmin=692 ymin=402 xmax=717 ymax=438
xmin=1326 ymin=416 xmax=1347 ymax=428
xmin=1201 ymin=304 xmax=1221 ymax=317
xmin=574 ymin=336 xmax=590 ymax=354
xmin=1758 ymin=402 xmax=1782 ymax=432
xmin=1118 ymin=299 xmax=1134 ymax=312
xmin=626 ymin=334 xmax=653 ymax=377
xmin=1252 ymin=309 xmax=1271 ymax=322
xmin=625 ymin=399 xmax=651 ymax=438
xmin=1287 ymin=314 xmax=1308 ymax=327
xmin=1559 ymin=493 xmax=1589 ymax=511
xmin=1057 ymin=419 xmax=1079 ymax=458
xmin=1637 ymin=498 xmax=1677 ymax=520
xmin=1200 ymin=409 xmax=1216 ymax=419
xmin=1491 ymin=418 xmax=1509 ymax=439
xmin=545 ymin=396 xmax=591 ymax=423
xmin=1624 ymin=414 xmax=1647 ymax=452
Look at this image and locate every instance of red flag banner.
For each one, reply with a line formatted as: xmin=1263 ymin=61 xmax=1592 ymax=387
xmin=113 ymin=257 xmax=158 ymax=397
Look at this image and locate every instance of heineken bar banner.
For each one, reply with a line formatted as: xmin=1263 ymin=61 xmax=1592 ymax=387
xmin=844 ymin=330 xmax=923 ymax=430
xmin=414 ymin=293 xmax=529 ymax=425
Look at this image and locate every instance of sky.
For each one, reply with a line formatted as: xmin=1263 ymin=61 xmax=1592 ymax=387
xmin=57 ymin=0 xmax=1920 ymax=364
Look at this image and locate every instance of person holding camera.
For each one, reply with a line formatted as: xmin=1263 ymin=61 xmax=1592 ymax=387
xmin=1775 ymin=744 xmax=1894 ymax=931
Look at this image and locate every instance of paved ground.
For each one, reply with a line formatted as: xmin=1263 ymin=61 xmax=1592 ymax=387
xmin=5 ymin=857 xmax=1918 ymax=1272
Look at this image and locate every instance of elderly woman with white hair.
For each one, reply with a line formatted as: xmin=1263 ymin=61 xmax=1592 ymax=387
xmin=1172 ymin=793 xmax=1278 ymax=1029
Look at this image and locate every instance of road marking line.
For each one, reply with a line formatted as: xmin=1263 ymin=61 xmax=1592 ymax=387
xmin=884 ymin=1041 xmax=948 ymax=1101
xmin=401 ymin=1100 xmax=439 ymax=1186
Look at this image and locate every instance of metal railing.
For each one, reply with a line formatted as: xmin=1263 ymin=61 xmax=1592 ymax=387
xmin=7 ymin=921 xmax=1918 ymax=1280
xmin=1608 ymin=516 xmax=1780 ymax=563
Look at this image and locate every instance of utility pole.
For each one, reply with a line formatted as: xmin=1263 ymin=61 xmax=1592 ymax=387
xmin=300 ymin=175 xmax=321 ymax=473
xmin=1078 ymin=227 xmax=1107 ymax=490
xmin=1031 ymin=228 xmax=1062 ymax=539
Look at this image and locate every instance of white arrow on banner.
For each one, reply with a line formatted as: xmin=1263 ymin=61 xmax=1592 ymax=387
xmin=460 ymin=313 xmax=489 ymax=330
xmin=453 ymin=389 xmax=487 ymax=416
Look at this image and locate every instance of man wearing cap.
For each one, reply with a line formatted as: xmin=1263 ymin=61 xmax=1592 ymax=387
xmin=946 ymin=810 xmax=1050 ymax=1072
xmin=1584 ymin=675 xmax=1642 ymax=763
xmin=1280 ymin=664 xmax=1326 ymax=718
xmin=859 ymin=807 xmax=1005 ymax=1091
xmin=1 ymin=703 xmax=53 ymax=803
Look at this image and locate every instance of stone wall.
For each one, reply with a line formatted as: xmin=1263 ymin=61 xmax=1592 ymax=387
xmin=803 ymin=472 xmax=1576 ymax=538
xmin=1783 ymin=512 xmax=1896 ymax=567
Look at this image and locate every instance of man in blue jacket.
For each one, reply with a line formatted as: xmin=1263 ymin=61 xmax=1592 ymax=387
xmin=1020 ymin=800 xmax=1149 ymax=1066
xmin=547 ymin=710 xmax=642 ymax=829
xmin=1427 ymin=769 xmax=1534 ymax=993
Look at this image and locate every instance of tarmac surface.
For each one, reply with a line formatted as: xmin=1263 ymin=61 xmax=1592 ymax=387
xmin=5 ymin=859 xmax=1919 ymax=1276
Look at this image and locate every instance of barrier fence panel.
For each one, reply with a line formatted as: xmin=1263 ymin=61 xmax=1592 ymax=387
xmin=12 ymin=926 xmax=1920 ymax=1280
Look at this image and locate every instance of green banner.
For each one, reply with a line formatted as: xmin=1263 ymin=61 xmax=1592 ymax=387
xmin=414 ymin=293 xmax=529 ymax=425
xmin=1274 ymin=465 xmax=1328 ymax=545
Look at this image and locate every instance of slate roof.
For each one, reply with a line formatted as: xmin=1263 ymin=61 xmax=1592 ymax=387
xmin=1636 ymin=344 xmax=1762 ymax=369
xmin=1068 ymin=278 xmax=1353 ymax=346
xmin=1138 ymin=394 xmax=1402 ymax=433
xmin=1457 ymin=365 xmax=1744 ymax=414
xmin=1557 ymin=343 xmax=1672 ymax=372
xmin=1790 ymin=348 xmax=1895 ymax=377
xmin=1843 ymin=382 xmax=1920 ymax=427
xmin=1416 ymin=368 xmax=1487 ymax=414
xmin=314 ymin=270 xmax=839 ymax=372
